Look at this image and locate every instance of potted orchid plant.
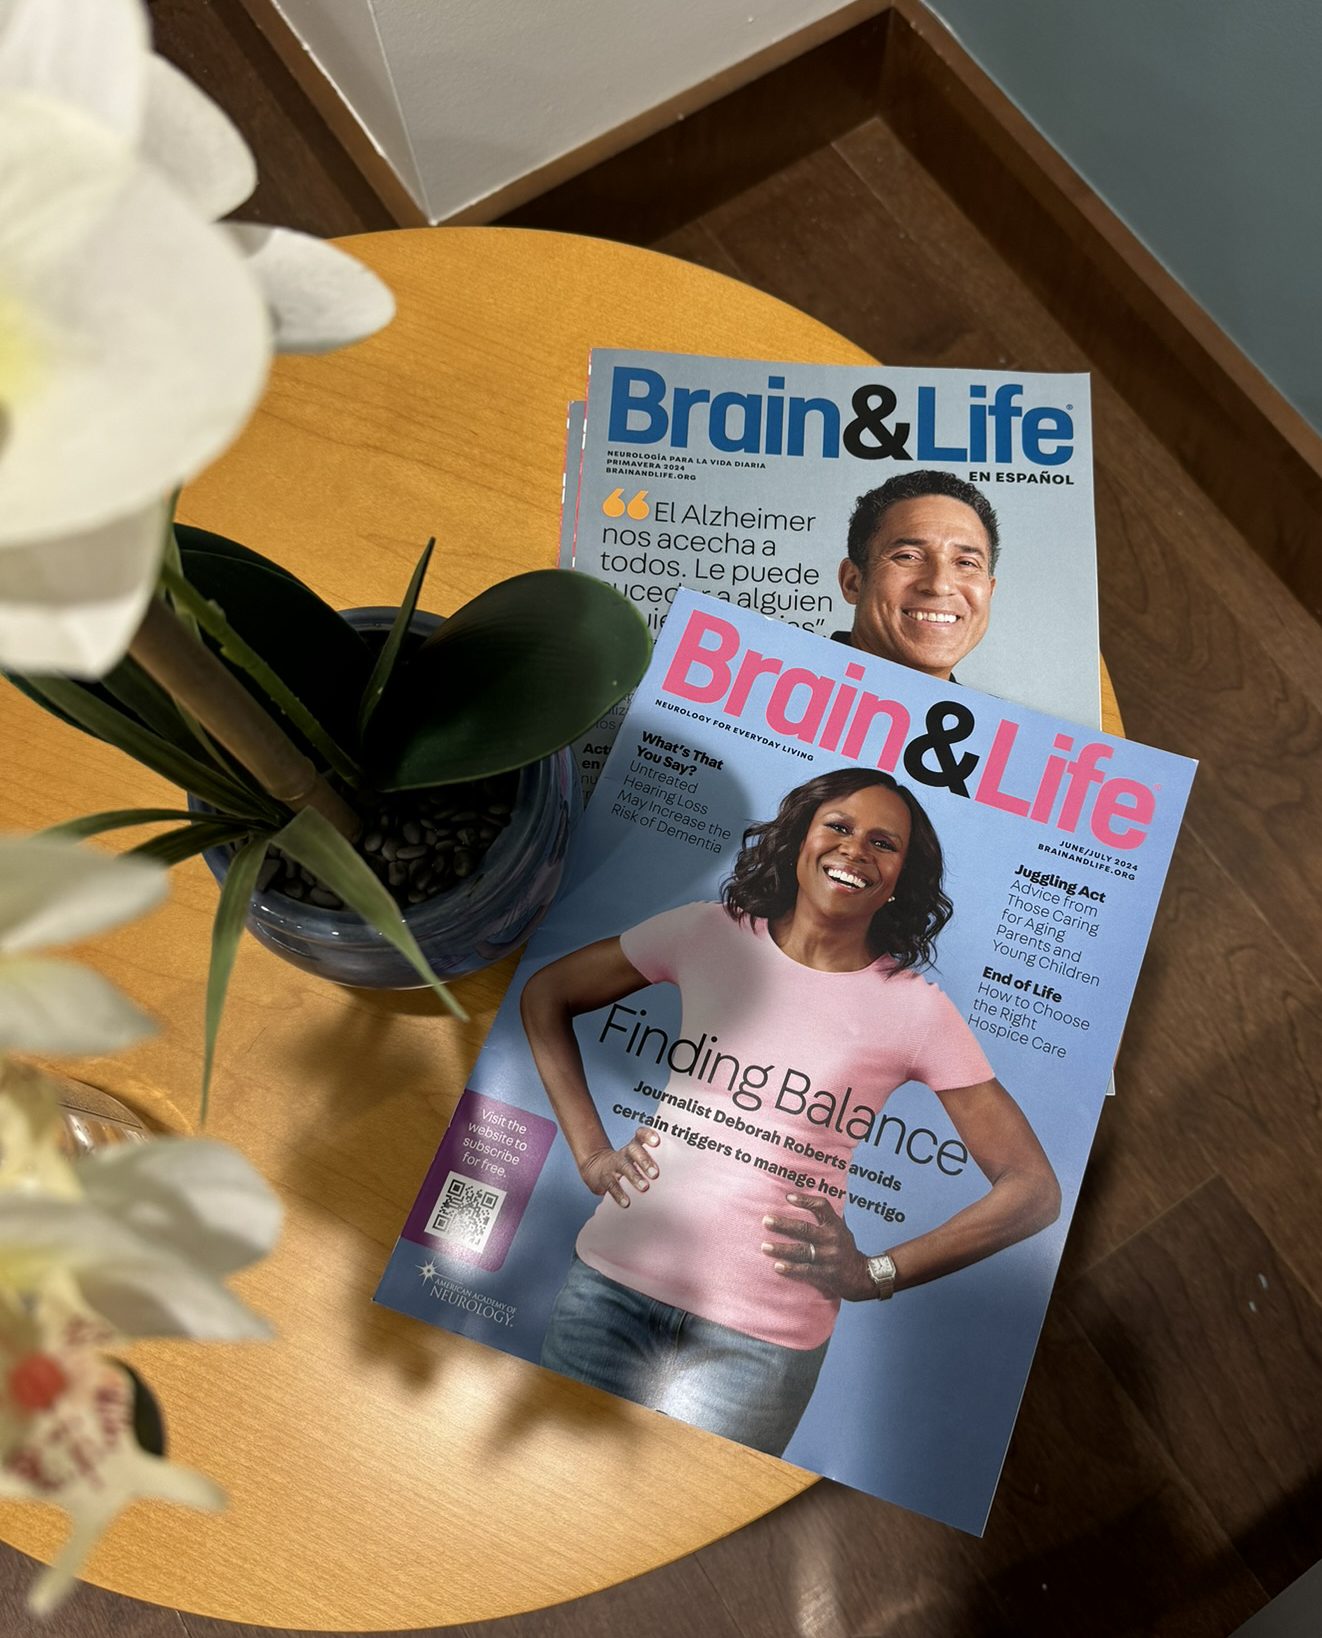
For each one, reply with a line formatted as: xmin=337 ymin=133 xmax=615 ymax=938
xmin=0 ymin=0 xmax=651 ymax=1113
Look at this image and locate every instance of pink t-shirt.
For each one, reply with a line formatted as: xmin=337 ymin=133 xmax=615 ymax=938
xmin=574 ymin=901 xmax=993 ymax=1349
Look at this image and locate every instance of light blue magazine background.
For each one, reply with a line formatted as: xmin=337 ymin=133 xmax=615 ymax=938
xmin=377 ymin=591 xmax=1195 ymax=1534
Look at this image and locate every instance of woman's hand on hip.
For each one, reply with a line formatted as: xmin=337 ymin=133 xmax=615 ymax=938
xmin=579 ymin=1127 xmax=661 ymax=1207
xmin=761 ymin=1194 xmax=875 ymax=1302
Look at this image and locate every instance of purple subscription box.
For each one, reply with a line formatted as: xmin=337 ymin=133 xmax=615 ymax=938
xmin=403 ymin=1089 xmax=557 ymax=1272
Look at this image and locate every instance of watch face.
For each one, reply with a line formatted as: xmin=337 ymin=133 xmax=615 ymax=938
xmin=868 ymin=1255 xmax=896 ymax=1297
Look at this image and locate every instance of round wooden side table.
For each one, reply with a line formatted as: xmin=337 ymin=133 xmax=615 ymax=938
xmin=0 ymin=227 xmax=1118 ymax=1629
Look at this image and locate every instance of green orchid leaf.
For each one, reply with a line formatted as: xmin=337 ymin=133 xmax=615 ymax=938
xmin=6 ymin=645 xmax=253 ymax=804
xmin=22 ymin=677 xmax=283 ymax=825
xmin=162 ymin=564 xmax=364 ymax=789
xmin=18 ymin=660 xmax=270 ymax=809
xmin=40 ymin=808 xmax=212 ymax=841
xmin=272 ymin=808 xmax=467 ymax=1020
xmin=357 ymin=536 xmax=435 ymax=741
xmin=129 ymin=821 xmax=256 ymax=867
xmin=100 ymin=657 xmax=209 ymax=752
xmin=172 ymin=523 xmax=304 ymax=587
xmin=201 ymin=835 xmax=269 ymax=1123
xmin=5 ymin=658 xmax=185 ymax=747
xmin=175 ymin=528 xmax=375 ymax=759
xmin=367 ymin=571 xmax=651 ymax=791
xmin=5 ymin=670 xmax=118 ymax=740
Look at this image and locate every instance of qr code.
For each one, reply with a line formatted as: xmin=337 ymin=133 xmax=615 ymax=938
xmin=427 ymin=1171 xmax=507 ymax=1254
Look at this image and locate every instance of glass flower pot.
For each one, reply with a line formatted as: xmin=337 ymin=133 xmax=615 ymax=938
xmin=49 ymin=1071 xmax=150 ymax=1157
xmin=199 ymin=607 xmax=581 ymax=986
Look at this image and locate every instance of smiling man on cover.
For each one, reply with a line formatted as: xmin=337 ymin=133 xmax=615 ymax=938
xmin=835 ymin=470 xmax=998 ymax=681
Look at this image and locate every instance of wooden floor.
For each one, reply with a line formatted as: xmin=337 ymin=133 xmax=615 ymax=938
xmin=8 ymin=4 xmax=1319 ymax=1634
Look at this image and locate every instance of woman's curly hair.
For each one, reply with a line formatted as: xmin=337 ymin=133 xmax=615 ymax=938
xmin=721 ymin=767 xmax=952 ymax=971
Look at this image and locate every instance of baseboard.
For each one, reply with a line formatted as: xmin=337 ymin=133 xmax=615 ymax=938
xmin=444 ymin=0 xmax=888 ymax=227
xmin=498 ymin=13 xmax=894 ymax=244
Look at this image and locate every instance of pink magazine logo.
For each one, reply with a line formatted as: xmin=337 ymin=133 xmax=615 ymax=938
xmin=661 ymin=608 xmax=1156 ymax=851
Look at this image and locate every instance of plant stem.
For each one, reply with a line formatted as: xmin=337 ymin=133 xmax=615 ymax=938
xmin=128 ymin=599 xmax=361 ymax=839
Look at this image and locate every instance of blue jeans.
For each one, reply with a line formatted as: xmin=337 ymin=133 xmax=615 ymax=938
xmin=540 ymin=1256 xmax=827 ymax=1456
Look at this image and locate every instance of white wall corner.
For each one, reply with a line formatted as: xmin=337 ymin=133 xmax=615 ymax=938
xmin=269 ymin=0 xmax=429 ymax=216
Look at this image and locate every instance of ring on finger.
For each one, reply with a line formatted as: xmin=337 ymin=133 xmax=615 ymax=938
xmin=806 ymin=1241 xmax=816 ymax=1264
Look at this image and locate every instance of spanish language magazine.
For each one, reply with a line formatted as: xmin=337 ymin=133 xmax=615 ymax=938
xmin=562 ymin=350 xmax=1101 ymax=796
xmin=376 ymin=592 xmax=1195 ymax=1531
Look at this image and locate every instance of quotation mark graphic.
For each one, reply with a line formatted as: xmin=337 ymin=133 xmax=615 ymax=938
xmin=602 ymin=488 xmax=650 ymax=519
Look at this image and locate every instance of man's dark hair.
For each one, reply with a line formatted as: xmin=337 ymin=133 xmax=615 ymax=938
xmin=721 ymin=767 xmax=953 ymax=972
xmin=846 ymin=470 xmax=1000 ymax=574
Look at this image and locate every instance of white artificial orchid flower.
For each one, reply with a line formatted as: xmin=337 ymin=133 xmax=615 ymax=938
xmin=77 ymin=1136 xmax=283 ymax=1279
xmin=0 ymin=1018 xmax=283 ymax=1615
xmin=0 ymin=0 xmax=269 ymax=678
xmin=0 ymin=1061 xmax=278 ymax=1343
xmin=0 ymin=835 xmax=166 ymax=1054
xmin=225 ymin=221 xmax=397 ymax=354
xmin=0 ymin=1183 xmax=278 ymax=1341
xmin=0 ymin=0 xmax=394 ymax=678
xmin=0 ymin=1064 xmax=281 ymax=1340
xmin=135 ymin=50 xmax=394 ymax=356
xmin=0 ymin=1288 xmax=225 ymax=1615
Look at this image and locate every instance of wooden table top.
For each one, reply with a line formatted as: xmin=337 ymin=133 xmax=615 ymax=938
xmin=0 ymin=227 xmax=1119 ymax=1630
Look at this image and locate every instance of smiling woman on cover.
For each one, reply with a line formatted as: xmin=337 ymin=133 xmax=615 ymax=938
xmin=520 ymin=766 xmax=1060 ymax=1456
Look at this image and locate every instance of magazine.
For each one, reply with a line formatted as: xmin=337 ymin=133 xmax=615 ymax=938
xmin=562 ymin=350 xmax=1100 ymax=798
xmin=377 ymin=592 xmax=1194 ymax=1532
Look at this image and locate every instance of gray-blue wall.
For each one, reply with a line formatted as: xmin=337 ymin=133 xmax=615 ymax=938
xmin=927 ymin=0 xmax=1322 ymax=433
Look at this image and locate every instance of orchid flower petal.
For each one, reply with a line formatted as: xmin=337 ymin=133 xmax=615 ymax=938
xmin=0 ymin=137 xmax=270 ymax=546
xmin=0 ymin=956 xmax=156 ymax=1054
xmin=0 ymin=94 xmax=131 ymax=295
xmin=0 ymin=1062 xmax=80 ymax=1196
xmin=27 ymin=1459 xmax=223 ymax=1615
xmin=0 ymin=1196 xmax=160 ymax=1288
xmin=0 ymin=496 xmax=169 ymax=676
xmin=226 ymin=223 xmax=395 ymax=353
xmin=0 ymin=1197 xmax=272 ymax=1339
xmin=75 ymin=1251 xmax=274 ymax=1341
xmin=0 ymin=837 xmax=165 ymax=953
xmin=25 ymin=1508 xmax=108 ymax=1618
xmin=0 ymin=1344 xmax=225 ymax=1616
xmin=141 ymin=55 xmax=256 ymax=220
xmin=79 ymin=1138 xmax=282 ymax=1275
xmin=0 ymin=0 xmax=147 ymax=142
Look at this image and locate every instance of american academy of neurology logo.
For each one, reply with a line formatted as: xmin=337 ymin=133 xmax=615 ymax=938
xmin=416 ymin=1262 xmax=517 ymax=1328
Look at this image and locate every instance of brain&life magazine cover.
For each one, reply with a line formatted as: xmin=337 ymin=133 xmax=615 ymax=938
xmin=559 ymin=349 xmax=1102 ymax=798
xmin=376 ymin=591 xmax=1195 ymax=1532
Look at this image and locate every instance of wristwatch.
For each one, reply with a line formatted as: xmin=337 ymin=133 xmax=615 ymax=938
xmin=865 ymin=1253 xmax=898 ymax=1300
